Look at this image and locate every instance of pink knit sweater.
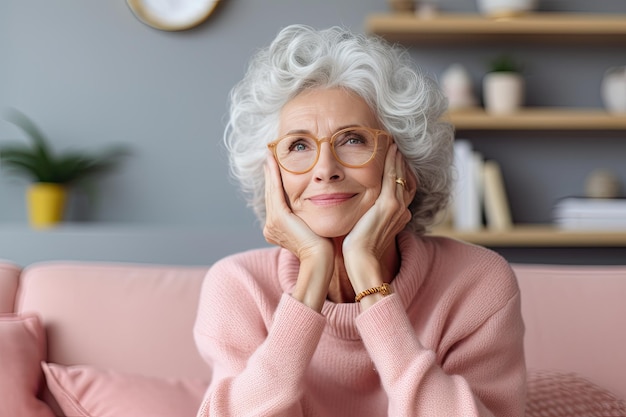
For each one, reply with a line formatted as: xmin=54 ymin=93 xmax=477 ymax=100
xmin=194 ymin=232 xmax=526 ymax=416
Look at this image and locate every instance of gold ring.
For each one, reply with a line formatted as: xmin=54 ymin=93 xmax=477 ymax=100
xmin=395 ymin=177 xmax=407 ymax=187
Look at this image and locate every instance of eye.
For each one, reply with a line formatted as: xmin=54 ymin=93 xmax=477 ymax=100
xmin=286 ymin=137 xmax=315 ymax=152
xmin=335 ymin=130 xmax=372 ymax=147
xmin=347 ymin=136 xmax=364 ymax=145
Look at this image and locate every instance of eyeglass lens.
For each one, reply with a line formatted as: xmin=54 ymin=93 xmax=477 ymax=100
xmin=274 ymin=128 xmax=377 ymax=173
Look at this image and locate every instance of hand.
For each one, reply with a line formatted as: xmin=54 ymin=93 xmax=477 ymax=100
xmin=263 ymin=153 xmax=334 ymax=310
xmin=263 ymin=153 xmax=334 ymax=261
xmin=342 ymin=144 xmax=417 ymax=290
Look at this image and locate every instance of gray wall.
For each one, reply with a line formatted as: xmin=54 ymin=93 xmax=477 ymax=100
xmin=1 ymin=0 xmax=625 ymax=266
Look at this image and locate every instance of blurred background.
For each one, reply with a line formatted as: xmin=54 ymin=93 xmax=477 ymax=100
xmin=1 ymin=0 xmax=625 ymax=266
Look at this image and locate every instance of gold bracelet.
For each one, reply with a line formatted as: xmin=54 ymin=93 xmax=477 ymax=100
xmin=355 ymin=283 xmax=393 ymax=303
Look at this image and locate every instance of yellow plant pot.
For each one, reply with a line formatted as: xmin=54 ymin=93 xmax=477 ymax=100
xmin=27 ymin=183 xmax=67 ymax=228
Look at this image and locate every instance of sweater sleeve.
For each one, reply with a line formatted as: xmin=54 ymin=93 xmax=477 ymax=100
xmin=355 ymin=292 xmax=526 ymax=417
xmin=194 ymin=259 xmax=326 ymax=417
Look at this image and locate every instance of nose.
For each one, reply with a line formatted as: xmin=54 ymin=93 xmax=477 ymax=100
xmin=312 ymin=142 xmax=343 ymax=182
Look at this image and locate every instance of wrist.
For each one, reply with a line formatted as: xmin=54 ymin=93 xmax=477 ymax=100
xmin=292 ymin=257 xmax=333 ymax=312
xmin=345 ymin=257 xmax=383 ymax=291
xmin=355 ymin=282 xmax=393 ymax=303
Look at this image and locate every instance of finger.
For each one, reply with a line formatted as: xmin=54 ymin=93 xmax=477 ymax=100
xmin=394 ymin=150 xmax=417 ymax=207
xmin=394 ymin=147 xmax=405 ymax=197
xmin=381 ymin=143 xmax=399 ymax=196
xmin=264 ymin=159 xmax=275 ymax=209
xmin=393 ymin=148 xmax=413 ymax=204
xmin=264 ymin=154 xmax=290 ymax=245
xmin=265 ymin=153 xmax=290 ymax=211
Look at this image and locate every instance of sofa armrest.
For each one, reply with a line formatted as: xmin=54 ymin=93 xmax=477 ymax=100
xmin=513 ymin=263 xmax=626 ymax=401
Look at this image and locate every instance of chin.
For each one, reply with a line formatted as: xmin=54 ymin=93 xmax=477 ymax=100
xmin=297 ymin=210 xmax=364 ymax=239
xmin=307 ymin=219 xmax=356 ymax=239
xmin=315 ymin=229 xmax=348 ymax=239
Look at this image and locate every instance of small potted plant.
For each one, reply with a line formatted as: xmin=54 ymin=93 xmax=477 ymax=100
xmin=0 ymin=108 xmax=130 ymax=228
xmin=482 ymin=55 xmax=525 ymax=114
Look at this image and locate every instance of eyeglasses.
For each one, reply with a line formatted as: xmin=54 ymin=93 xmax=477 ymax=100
xmin=267 ymin=126 xmax=391 ymax=174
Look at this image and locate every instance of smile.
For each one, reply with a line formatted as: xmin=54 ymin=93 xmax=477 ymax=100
xmin=307 ymin=193 xmax=356 ymax=206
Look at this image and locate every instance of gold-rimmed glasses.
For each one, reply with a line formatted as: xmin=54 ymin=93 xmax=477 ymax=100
xmin=267 ymin=126 xmax=391 ymax=174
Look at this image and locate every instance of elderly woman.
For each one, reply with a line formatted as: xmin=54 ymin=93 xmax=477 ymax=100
xmin=194 ymin=24 xmax=526 ymax=416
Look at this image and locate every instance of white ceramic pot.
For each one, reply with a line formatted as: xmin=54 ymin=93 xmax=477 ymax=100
xmin=601 ymin=66 xmax=626 ymax=113
xmin=477 ymin=0 xmax=538 ymax=17
xmin=441 ymin=64 xmax=477 ymax=110
xmin=483 ymin=72 xmax=524 ymax=114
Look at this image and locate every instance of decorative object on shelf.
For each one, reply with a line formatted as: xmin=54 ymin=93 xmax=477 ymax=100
xmin=127 ymin=0 xmax=220 ymax=31
xmin=417 ymin=2 xmax=439 ymax=18
xmin=441 ymin=64 xmax=477 ymax=110
xmin=476 ymin=0 xmax=538 ymax=18
xmin=601 ymin=66 xmax=626 ymax=113
xmin=483 ymin=55 xmax=525 ymax=114
xmin=0 ymin=108 xmax=131 ymax=228
xmin=584 ymin=169 xmax=622 ymax=199
xmin=388 ymin=0 xmax=416 ymax=13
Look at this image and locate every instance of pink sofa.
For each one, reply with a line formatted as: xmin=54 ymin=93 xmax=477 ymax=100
xmin=1 ymin=260 xmax=625 ymax=417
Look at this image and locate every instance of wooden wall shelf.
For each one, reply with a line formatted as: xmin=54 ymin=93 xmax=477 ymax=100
xmin=447 ymin=108 xmax=626 ymax=130
xmin=366 ymin=12 xmax=626 ymax=251
xmin=431 ymin=225 xmax=626 ymax=247
xmin=366 ymin=13 xmax=626 ymax=44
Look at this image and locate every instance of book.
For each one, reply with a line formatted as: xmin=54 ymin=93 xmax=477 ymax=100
xmin=555 ymin=217 xmax=626 ymax=230
xmin=554 ymin=197 xmax=626 ymax=215
xmin=452 ymin=140 xmax=482 ymax=231
xmin=450 ymin=142 xmax=514 ymax=232
xmin=482 ymin=160 xmax=513 ymax=230
xmin=553 ymin=197 xmax=626 ymax=230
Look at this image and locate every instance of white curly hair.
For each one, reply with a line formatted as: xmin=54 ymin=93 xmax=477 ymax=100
xmin=224 ymin=24 xmax=454 ymax=234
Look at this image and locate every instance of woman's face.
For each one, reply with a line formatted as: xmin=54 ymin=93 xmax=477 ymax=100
xmin=277 ymin=88 xmax=388 ymax=238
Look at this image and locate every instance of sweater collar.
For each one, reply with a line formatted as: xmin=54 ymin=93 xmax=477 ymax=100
xmin=277 ymin=231 xmax=431 ymax=340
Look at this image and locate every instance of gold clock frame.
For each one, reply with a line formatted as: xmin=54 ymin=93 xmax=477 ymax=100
xmin=127 ymin=0 xmax=220 ymax=31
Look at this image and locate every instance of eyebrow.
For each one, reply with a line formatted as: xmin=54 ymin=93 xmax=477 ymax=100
xmin=284 ymin=124 xmax=362 ymax=136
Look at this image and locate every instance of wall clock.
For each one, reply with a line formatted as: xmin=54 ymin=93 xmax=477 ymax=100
xmin=127 ymin=0 xmax=220 ymax=31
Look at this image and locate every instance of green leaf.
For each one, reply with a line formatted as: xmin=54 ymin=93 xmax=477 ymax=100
xmin=488 ymin=55 xmax=523 ymax=73
xmin=0 ymin=108 xmax=131 ymax=184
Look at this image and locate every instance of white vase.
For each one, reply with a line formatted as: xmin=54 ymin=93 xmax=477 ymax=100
xmin=441 ymin=64 xmax=477 ymax=110
xmin=483 ymin=72 xmax=524 ymax=114
xmin=601 ymin=66 xmax=626 ymax=113
xmin=477 ymin=0 xmax=538 ymax=17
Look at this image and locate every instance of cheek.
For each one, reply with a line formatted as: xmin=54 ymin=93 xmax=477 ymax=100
xmin=279 ymin=174 xmax=304 ymax=206
xmin=364 ymin=159 xmax=386 ymax=191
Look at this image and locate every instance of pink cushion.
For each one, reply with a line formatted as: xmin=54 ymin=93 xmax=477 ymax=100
xmin=42 ymin=362 xmax=209 ymax=417
xmin=0 ymin=261 xmax=20 ymax=313
xmin=0 ymin=313 xmax=55 ymax=417
xmin=526 ymin=369 xmax=626 ymax=417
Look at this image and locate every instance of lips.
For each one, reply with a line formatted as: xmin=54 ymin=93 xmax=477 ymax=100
xmin=307 ymin=193 xmax=356 ymax=206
